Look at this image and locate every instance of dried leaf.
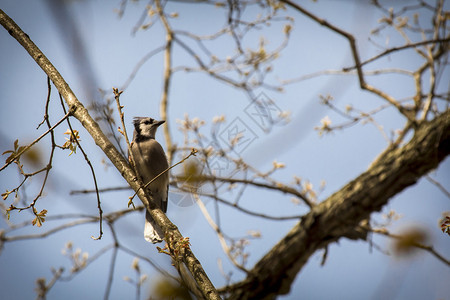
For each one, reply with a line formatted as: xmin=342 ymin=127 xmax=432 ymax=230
xmin=2 ymin=150 xmax=14 ymax=155
xmin=32 ymin=209 xmax=48 ymax=227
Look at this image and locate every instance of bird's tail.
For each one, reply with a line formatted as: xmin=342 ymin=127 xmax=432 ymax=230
xmin=144 ymin=211 xmax=164 ymax=243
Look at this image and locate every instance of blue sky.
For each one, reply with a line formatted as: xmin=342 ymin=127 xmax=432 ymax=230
xmin=0 ymin=0 xmax=449 ymax=299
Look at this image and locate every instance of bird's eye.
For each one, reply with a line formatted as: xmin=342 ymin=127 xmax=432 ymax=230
xmin=144 ymin=119 xmax=153 ymax=125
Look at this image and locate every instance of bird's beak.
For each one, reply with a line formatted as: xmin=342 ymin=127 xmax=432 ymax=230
xmin=156 ymin=120 xmax=165 ymax=126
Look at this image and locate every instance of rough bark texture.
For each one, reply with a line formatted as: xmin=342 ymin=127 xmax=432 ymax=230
xmin=226 ymin=111 xmax=450 ymax=299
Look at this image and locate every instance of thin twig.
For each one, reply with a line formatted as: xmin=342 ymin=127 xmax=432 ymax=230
xmin=120 ymin=46 xmax=165 ymax=91
xmin=0 ymin=112 xmax=70 ymax=172
xmin=195 ymin=194 xmax=250 ymax=274
xmin=3 ymin=218 xmax=97 ymax=242
xmin=370 ymin=227 xmax=450 ymax=266
xmin=104 ymin=223 xmax=119 ymax=300
xmin=113 ymin=87 xmax=138 ymax=177
xmin=70 ymin=186 xmax=131 ymax=195
xmin=25 ymin=77 xmax=59 ymax=217
xmin=36 ymin=77 xmax=52 ymax=130
xmin=347 ymin=38 xmax=449 ymax=70
xmin=59 ymin=94 xmax=103 ymax=240
xmin=198 ymin=190 xmax=303 ymax=221
xmin=5 ymin=80 xmax=62 ymax=215
xmin=62 ymin=244 xmax=116 ymax=282
xmin=280 ymin=0 xmax=414 ymax=121
xmin=198 ymin=175 xmax=313 ymax=208
xmin=426 ymin=175 xmax=450 ymax=198
xmin=36 ymin=267 xmax=64 ymax=300
xmin=128 ymin=148 xmax=198 ymax=203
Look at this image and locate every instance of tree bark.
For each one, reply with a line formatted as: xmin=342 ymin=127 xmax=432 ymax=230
xmin=225 ymin=110 xmax=450 ymax=299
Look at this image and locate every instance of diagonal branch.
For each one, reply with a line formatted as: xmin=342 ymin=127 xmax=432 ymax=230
xmin=0 ymin=9 xmax=220 ymax=300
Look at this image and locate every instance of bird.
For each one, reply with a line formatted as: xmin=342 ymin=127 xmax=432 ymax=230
xmin=130 ymin=117 xmax=169 ymax=243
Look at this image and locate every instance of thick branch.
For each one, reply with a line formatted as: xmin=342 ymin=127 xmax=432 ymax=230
xmin=225 ymin=110 xmax=450 ymax=299
xmin=0 ymin=9 xmax=219 ymax=300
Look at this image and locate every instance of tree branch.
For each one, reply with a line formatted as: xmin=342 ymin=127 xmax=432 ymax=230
xmin=155 ymin=0 xmax=174 ymax=164
xmin=224 ymin=110 xmax=450 ymax=299
xmin=0 ymin=9 xmax=220 ymax=300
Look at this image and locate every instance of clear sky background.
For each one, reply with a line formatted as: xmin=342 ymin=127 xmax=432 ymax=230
xmin=0 ymin=0 xmax=449 ymax=299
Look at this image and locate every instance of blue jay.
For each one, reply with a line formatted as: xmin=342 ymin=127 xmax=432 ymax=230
xmin=130 ymin=117 xmax=169 ymax=243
